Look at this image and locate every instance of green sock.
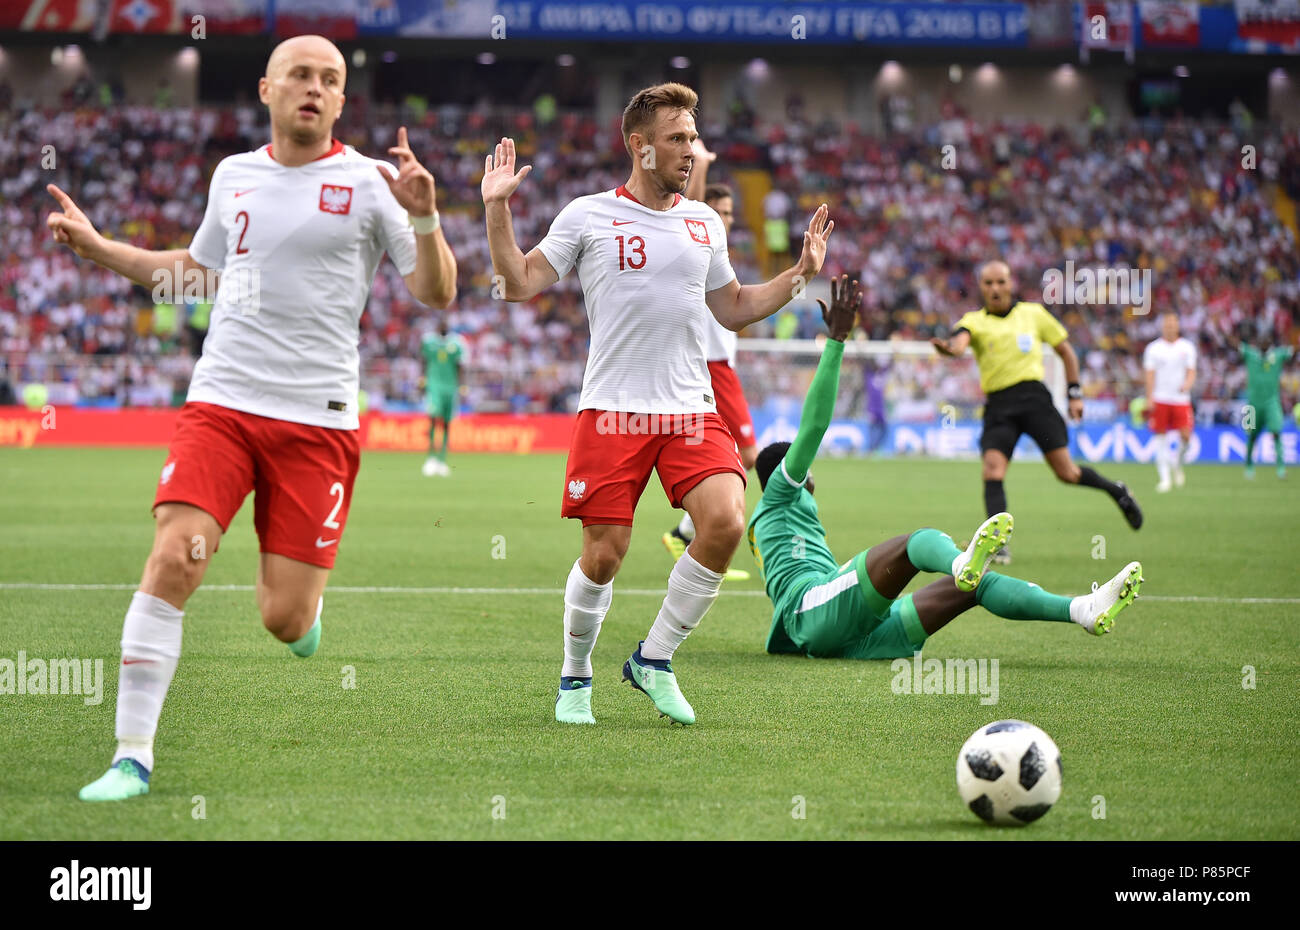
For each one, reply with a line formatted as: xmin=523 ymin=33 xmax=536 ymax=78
xmin=975 ymin=572 xmax=1072 ymax=622
xmin=1245 ymin=431 xmax=1257 ymax=467
xmin=1275 ymin=434 xmax=1285 ymax=470
xmin=905 ymin=528 xmax=963 ymax=575
xmin=288 ymin=616 xmax=321 ymax=657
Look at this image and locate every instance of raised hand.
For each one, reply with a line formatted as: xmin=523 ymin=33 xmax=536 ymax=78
xmin=481 ymin=137 xmax=532 ymax=205
xmin=794 ymin=204 xmax=833 ymax=279
xmin=377 ymin=126 xmax=437 ymax=217
xmin=690 ymin=136 xmax=717 ymax=166
xmin=46 ymin=184 xmax=104 ymax=260
xmin=817 ymin=274 xmax=861 ymax=342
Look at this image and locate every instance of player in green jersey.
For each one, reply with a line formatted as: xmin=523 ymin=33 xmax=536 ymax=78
xmin=746 ymin=276 xmax=1144 ymax=661
xmin=420 ymin=321 xmax=465 ymax=476
xmin=1232 ymin=327 xmax=1294 ymax=480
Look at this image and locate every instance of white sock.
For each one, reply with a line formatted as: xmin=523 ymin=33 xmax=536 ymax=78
xmin=642 ymin=550 xmax=723 ymax=661
xmin=113 ymin=591 xmax=184 ymax=773
xmin=1171 ymin=436 xmax=1185 ymax=467
xmin=676 ymin=512 xmax=696 ymax=542
xmin=1155 ymin=439 xmax=1171 ymax=483
xmin=562 ymin=560 xmax=612 ymax=678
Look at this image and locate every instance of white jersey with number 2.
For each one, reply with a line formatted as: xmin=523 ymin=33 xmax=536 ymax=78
xmin=1142 ymin=336 xmax=1197 ymax=405
xmin=187 ymin=141 xmax=417 ymax=430
xmin=536 ymin=186 xmax=737 ymax=414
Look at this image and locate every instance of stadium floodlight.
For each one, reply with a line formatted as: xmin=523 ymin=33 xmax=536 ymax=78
xmin=1174 ymin=65 xmax=1189 ymax=78
xmin=1051 ymin=64 xmax=1078 ymax=89
xmin=477 ymin=52 xmax=496 ymax=65
xmin=670 ymin=56 xmax=690 ymax=70
xmin=879 ymin=61 xmax=904 ymax=87
xmin=556 ymin=54 xmax=576 ymax=67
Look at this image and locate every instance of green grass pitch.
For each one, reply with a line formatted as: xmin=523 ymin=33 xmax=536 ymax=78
xmin=1 ymin=447 xmax=1297 ymax=840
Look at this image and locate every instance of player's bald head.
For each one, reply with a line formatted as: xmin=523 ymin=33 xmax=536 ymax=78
xmin=977 ymin=260 xmax=1012 ymax=283
xmin=976 ymin=260 xmax=1015 ymax=313
xmin=265 ymin=34 xmax=345 ymax=81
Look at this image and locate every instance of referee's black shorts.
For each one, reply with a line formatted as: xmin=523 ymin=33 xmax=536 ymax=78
xmin=980 ymin=380 xmax=1069 ymax=459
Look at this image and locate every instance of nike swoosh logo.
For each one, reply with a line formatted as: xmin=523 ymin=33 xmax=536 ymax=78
xmin=612 ymin=219 xmax=637 ymax=226
xmin=315 ymin=537 xmax=338 ymax=548
xmin=234 ymin=189 xmax=257 ymax=198
xmin=568 ymin=632 xmax=581 ymax=637
xmin=121 ymin=659 xmax=154 ymax=665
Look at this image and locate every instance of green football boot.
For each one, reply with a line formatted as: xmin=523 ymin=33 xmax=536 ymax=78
xmin=288 ymin=597 xmax=323 ymax=658
xmin=953 ymin=512 xmax=1014 ymax=592
xmin=622 ymin=643 xmax=695 ymax=725
xmin=79 ymin=758 xmax=150 ymax=802
xmin=1070 ymin=561 xmax=1143 ymax=636
xmin=555 ymin=677 xmax=595 ymax=724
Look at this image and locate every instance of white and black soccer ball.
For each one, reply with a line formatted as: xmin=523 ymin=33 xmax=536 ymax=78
xmin=956 ymin=720 xmax=1062 ymax=826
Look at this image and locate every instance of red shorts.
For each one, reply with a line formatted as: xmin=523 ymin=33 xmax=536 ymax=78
xmin=561 ymin=409 xmax=746 ymax=526
xmin=1150 ymin=402 xmax=1193 ymax=433
xmin=153 ymin=402 xmax=360 ymax=568
xmin=708 ymin=360 xmax=757 ymax=451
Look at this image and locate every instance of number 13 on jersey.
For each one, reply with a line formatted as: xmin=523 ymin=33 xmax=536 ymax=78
xmin=615 ymin=235 xmax=646 ymax=270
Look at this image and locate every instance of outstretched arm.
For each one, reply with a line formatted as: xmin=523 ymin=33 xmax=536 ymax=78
xmin=481 ymin=137 xmax=558 ymax=302
xmin=783 ymin=276 xmax=861 ymax=484
xmin=376 ymin=127 xmax=457 ymax=308
xmin=931 ymin=329 xmax=971 ymax=358
xmin=1052 ymin=339 xmax=1084 ymax=421
xmin=46 ymin=184 xmax=210 ymax=294
xmin=706 ymin=204 xmax=833 ymax=331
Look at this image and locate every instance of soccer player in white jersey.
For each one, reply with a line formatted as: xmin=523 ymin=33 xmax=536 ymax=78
xmin=482 ymin=83 xmax=833 ymax=726
xmin=661 ymin=142 xmax=757 ymax=582
xmin=46 ymin=35 xmax=458 ymax=801
xmin=1142 ymin=312 xmax=1197 ymax=492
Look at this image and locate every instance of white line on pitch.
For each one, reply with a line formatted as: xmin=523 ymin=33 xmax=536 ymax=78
xmin=0 ymin=582 xmax=1297 ymax=605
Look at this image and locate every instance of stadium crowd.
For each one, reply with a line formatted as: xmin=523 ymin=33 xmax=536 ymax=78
xmin=2 ymin=94 xmax=1298 ymax=423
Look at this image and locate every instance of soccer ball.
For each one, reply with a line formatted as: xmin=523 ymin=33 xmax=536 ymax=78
xmin=956 ymin=720 xmax=1062 ymax=826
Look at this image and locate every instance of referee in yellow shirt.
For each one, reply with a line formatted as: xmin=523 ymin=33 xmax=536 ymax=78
xmin=932 ymin=261 xmax=1143 ymax=563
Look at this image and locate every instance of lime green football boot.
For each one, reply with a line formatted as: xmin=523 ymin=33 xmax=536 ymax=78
xmin=953 ymin=512 xmax=1014 ymax=593
xmin=1070 ymin=561 xmax=1143 ymax=636
xmin=622 ymin=643 xmax=695 ymax=725
xmin=79 ymin=758 xmax=150 ymax=802
xmin=555 ymin=676 xmax=595 ymax=724
xmin=661 ymin=530 xmax=686 ymax=560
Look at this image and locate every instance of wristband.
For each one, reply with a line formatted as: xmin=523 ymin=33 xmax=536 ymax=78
xmin=409 ymin=212 xmax=440 ymax=235
xmin=1067 ymin=383 xmax=1082 ymax=400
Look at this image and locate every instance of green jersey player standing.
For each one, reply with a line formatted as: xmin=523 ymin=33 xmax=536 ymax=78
xmin=421 ymin=321 xmax=465 ymax=476
xmin=747 ymin=276 xmax=1145 ymax=660
xmin=1238 ymin=333 xmax=1294 ymax=479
